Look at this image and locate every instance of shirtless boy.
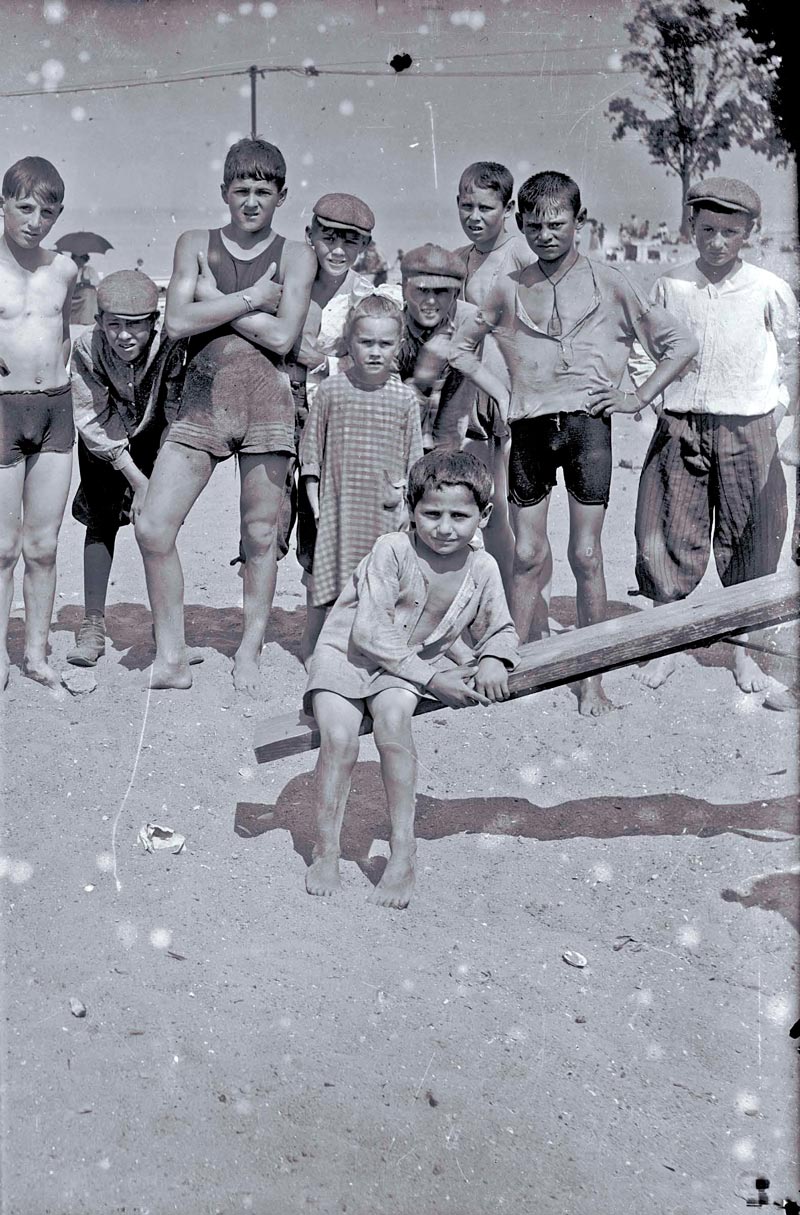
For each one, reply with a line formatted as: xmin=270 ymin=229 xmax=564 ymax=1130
xmin=135 ymin=137 xmax=316 ymax=693
xmin=455 ymin=171 xmax=698 ymax=714
xmin=630 ymin=177 xmax=799 ymax=693
xmin=304 ymin=450 xmax=519 ymax=909
xmin=0 ymin=157 xmax=77 ymax=690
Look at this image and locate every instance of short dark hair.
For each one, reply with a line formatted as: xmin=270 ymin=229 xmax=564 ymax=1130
xmin=458 ymin=161 xmax=514 ymax=207
xmin=2 ymin=156 xmax=65 ymax=207
xmin=342 ymin=293 xmax=403 ymax=352
xmin=223 ymin=138 xmax=286 ymax=190
xmin=518 ymin=171 xmax=581 ymax=218
xmin=407 ymin=450 xmax=493 ymax=512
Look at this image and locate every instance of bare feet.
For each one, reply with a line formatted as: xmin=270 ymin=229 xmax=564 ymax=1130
xmin=733 ymin=649 xmax=770 ymax=694
xmin=576 ymin=675 xmax=616 ymax=717
xmin=232 ymin=649 xmax=261 ymax=697
xmin=635 ymin=653 xmax=677 ymax=689
xmin=763 ymin=685 xmax=799 ymax=712
xmin=306 ymin=853 xmax=341 ymax=896
xmin=22 ymin=656 xmax=61 ymax=689
xmin=150 ymin=657 xmax=192 ymax=690
xmin=369 ymin=848 xmax=416 ymax=909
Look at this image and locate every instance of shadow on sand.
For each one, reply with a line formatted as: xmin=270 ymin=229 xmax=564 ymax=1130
xmin=235 ymin=760 xmax=799 ymax=921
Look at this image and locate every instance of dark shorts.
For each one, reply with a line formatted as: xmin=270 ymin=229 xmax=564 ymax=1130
xmin=72 ymin=428 xmax=163 ymax=541
xmin=166 ymin=335 xmax=295 ymax=460
xmin=509 ymin=412 xmax=612 ymax=508
xmin=0 ymin=383 xmax=74 ymax=467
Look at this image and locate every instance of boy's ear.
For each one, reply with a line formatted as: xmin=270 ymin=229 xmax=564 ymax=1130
xmin=276 ymin=185 xmax=287 ymax=208
xmin=505 ymin=198 xmax=515 ymax=216
xmin=514 ymin=211 xmax=523 ymax=232
xmin=575 ymin=206 xmax=588 ymax=229
xmin=478 ymin=502 xmax=493 ymax=529
xmin=219 ymin=182 xmax=228 ymax=203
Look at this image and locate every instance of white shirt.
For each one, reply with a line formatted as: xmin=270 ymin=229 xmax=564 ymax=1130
xmin=629 ymin=259 xmax=799 ymax=417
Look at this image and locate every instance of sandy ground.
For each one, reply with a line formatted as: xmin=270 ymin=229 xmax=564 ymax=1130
xmin=2 ymin=402 xmax=799 ymax=1213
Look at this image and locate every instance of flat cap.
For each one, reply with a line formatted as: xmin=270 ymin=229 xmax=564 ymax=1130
xmin=313 ymin=192 xmax=375 ymax=234
xmin=400 ymin=243 xmax=466 ymax=289
xmin=686 ymin=177 xmax=761 ymax=219
xmin=96 ymin=270 xmax=159 ymax=318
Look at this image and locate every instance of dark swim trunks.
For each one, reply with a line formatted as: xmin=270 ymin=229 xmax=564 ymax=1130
xmin=509 ymin=412 xmax=612 ymax=507
xmin=72 ymin=430 xmax=162 ymax=541
xmin=0 ymin=383 xmax=75 ymax=467
xmin=166 ymin=228 xmax=295 ymax=460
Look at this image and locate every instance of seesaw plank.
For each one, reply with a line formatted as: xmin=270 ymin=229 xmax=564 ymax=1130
xmin=254 ymin=569 xmax=800 ymax=763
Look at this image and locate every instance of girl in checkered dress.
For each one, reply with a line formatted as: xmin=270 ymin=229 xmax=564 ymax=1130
xmin=299 ymin=295 xmax=423 ymax=661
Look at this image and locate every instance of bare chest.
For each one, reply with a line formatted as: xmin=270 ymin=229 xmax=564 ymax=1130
xmin=517 ymin=263 xmax=596 ymax=335
xmin=0 ymin=260 xmax=67 ymax=325
xmin=411 ymin=565 xmax=468 ymax=642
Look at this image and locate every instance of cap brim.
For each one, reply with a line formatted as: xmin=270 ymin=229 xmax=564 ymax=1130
xmin=99 ymin=309 xmax=158 ymax=320
xmin=313 ymin=217 xmax=372 ymax=235
xmin=689 ymin=195 xmax=758 ymax=216
xmin=404 ymin=274 xmax=462 ymax=289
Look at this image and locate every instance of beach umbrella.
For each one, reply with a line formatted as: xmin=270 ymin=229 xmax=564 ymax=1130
xmin=54 ymin=231 xmax=113 ymax=256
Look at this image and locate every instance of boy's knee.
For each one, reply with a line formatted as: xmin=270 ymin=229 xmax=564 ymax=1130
xmin=22 ymin=531 xmax=59 ymax=567
xmin=320 ymin=722 xmax=360 ymax=759
xmin=514 ymin=534 xmax=549 ymax=575
xmin=241 ymin=519 xmax=278 ymax=561
xmin=0 ymin=532 xmax=23 ymax=569
xmin=372 ymin=708 xmax=414 ymax=748
xmin=135 ymin=512 xmax=173 ymax=557
xmin=568 ymin=541 xmax=603 ymax=580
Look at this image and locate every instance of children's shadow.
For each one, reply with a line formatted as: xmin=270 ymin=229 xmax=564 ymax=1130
xmin=235 ymin=760 xmax=799 ymax=893
xmin=52 ymin=601 xmax=304 ymax=669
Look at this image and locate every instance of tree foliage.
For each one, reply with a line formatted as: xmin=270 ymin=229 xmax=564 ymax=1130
xmin=607 ymin=0 xmax=790 ymax=232
xmin=734 ymin=1 xmax=794 ymax=151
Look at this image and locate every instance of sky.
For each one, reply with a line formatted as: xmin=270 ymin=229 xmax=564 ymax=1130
xmin=2 ymin=0 xmax=796 ymax=278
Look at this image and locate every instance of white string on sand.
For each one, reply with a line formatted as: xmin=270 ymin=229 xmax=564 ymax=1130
xmin=110 ymin=664 xmax=154 ymax=892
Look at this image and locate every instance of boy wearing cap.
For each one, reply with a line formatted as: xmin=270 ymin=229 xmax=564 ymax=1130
xmin=630 ymin=177 xmax=799 ymax=692
xmin=0 ymin=156 xmax=77 ymax=691
xmin=136 ymin=137 xmax=316 ymax=693
xmin=67 ymin=270 xmax=185 ymax=667
xmin=454 ymin=171 xmax=698 ymax=715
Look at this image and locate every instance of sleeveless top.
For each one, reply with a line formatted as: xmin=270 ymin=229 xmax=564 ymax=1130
xmin=185 ymin=228 xmax=287 ymax=369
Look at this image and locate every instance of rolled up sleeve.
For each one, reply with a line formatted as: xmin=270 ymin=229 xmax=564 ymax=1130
xmin=70 ymin=333 xmax=129 ymax=465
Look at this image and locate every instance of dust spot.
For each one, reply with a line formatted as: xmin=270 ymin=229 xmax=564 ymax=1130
xmin=70 ymin=106 xmax=86 ymax=122
xmin=116 ymin=921 xmax=137 ymax=948
xmin=9 ymin=860 xmax=33 ymax=884
xmin=96 ymin=852 xmax=114 ymax=872
xmin=338 ymin=99 xmax=355 ymax=117
xmin=150 ymin=927 xmax=172 ymax=949
xmin=732 ymin=1137 xmax=755 ymax=1162
xmin=676 ymin=925 xmax=701 ymax=949
xmin=42 ymin=1 xmax=67 ymax=23
xmin=259 ymin=2 xmax=277 ymax=17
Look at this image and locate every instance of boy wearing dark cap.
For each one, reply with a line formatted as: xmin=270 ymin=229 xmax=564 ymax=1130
xmin=67 ymin=270 xmax=184 ymax=667
xmin=397 ymin=244 xmax=513 ymax=583
xmin=630 ymin=177 xmax=799 ymax=692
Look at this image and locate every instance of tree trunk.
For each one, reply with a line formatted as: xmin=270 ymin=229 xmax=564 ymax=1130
xmin=680 ymin=163 xmax=693 ymax=239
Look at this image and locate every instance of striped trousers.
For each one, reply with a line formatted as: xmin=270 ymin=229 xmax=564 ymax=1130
xmin=635 ymin=411 xmax=787 ymax=602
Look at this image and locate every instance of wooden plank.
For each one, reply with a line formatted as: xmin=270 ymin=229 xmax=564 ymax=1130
xmin=254 ymin=569 xmax=800 ymax=764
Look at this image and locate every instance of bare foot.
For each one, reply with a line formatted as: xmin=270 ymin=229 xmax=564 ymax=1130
xmin=733 ymin=650 xmax=770 ymax=694
xmin=232 ymin=650 xmax=260 ymax=697
xmin=369 ymin=849 xmax=416 ymax=909
xmin=22 ymin=656 xmax=61 ymax=689
xmin=763 ymin=685 xmax=799 ymax=712
xmin=634 ymin=654 xmax=677 ymax=689
xmin=577 ymin=675 xmax=616 ymax=717
xmin=306 ymin=853 xmax=341 ymax=896
xmin=150 ymin=657 xmax=192 ymax=690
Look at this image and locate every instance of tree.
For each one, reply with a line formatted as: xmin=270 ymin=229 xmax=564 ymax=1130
xmin=607 ymin=0 xmax=791 ymax=236
xmin=734 ymin=2 xmax=795 ymax=152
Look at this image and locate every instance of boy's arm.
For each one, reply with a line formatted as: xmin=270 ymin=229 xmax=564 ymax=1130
xmin=769 ymin=279 xmax=800 ymax=414
xmin=299 ymin=385 xmax=329 ymax=516
xmin=61 ymin=256 xmax=78 ymax=368
xmin=165 ymin=231 xmax=283 ymax=340
xmin=451 ymin=283 xmax=505 ymax=355
xmin=71 ymin=335 xmax=132 ymax=468
xmin=227 ymin=242 xmax=317 ymax=357
xmin=466 ymin=558 xmax=520 ymax=670
xmin=589 ymin=287 xmax=698 ymax=417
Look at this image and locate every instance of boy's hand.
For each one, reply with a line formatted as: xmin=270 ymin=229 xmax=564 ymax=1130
xmin=194 ymin=251 xmax=222 ymax=303
xmin=131 ymin=480 xmax=149 ymax=522
xmin=587 ymin=386 xmax=641 ymax=416
xmin=248 ymin=263 xmax=283 ymax=314
xmin=473 ymin=656 xmax=510 ymax=702
xmin=780 ymin=420 xmax=800 ymax=467
xmin=429 ymin=668 xmax=492 ymax=709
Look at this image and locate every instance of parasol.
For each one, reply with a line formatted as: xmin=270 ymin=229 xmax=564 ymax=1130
xmin=54 ymin=231 xmax=113 ymax=256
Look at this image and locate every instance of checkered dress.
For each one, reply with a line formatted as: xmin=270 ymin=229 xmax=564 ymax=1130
xmin=299 ymin=370 xmax=423 ymax=607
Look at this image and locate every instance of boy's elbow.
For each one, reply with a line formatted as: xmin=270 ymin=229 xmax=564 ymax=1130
xmin=164 ymin=313 xmax=189 ymax=340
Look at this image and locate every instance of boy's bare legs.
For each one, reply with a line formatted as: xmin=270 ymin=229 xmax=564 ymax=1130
xmin=510 ymin=495 xmax=552 ymax=643
xmin=136 ymin=441 xmax=215 ymax=689
xmin=368 ymin=688 xmax=419 ymax=909
xmin=0 ymin=461 xmax=26 ymax=690
xmin=306 ymin=691 xmax=364 ymax=895
xmin=235 ymin=452 xmax=288 ymax=696
xmin=464 ymin=436 xmax=515 ymax=594
xmin=567 ymin=495 xmax=614 ymax=716
xmin=634 ymin=598 xmax=677 ymax=688
xmin=17 ymin=451 xmax=73 ymax=688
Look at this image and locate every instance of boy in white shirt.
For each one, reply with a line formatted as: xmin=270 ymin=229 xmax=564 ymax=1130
xmin=630 ymin=177 xmax=799 ymax=691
